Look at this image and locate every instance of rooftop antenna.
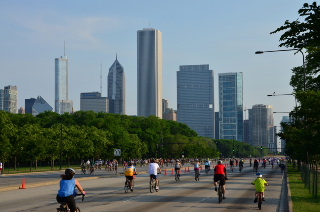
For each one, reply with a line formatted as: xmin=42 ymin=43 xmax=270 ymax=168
xmin=64 ymin=40 xmax=66 ymax=56
xmin=100 ymin=63 xmax=102 ymax=95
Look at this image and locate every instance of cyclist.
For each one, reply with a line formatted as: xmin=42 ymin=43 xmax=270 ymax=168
xmin=239 ymin=159 xmax=244 ymax=171
xmin=174 ymin=159 xmax=182 ymax=177
xmin=204 ymin=160 xmax=211 ymax=173
xmin=253 ymin=159 xmax=259 ymax=172
xmin=56 ymin=168 xmax=85 ymax=212
xmin=213 ymin=160 xmax=227 ymax=199
xmin=148 ymin=159 xmax=161 ymax=191
xmin=229 ymin=159 xmax=234 ymax=171
xmin=251 ymin=173 xmax=269 ymax=202
xmin=262 ymin=158 xmax=267 ymax=168
xmin=192 ymin=159 xmax=201 ymax=177
xmin=124 ymin=162 xmax=137 ymax=191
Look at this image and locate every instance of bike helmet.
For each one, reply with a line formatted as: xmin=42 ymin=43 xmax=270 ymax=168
xmin=256 ymin=173 xmax=262 ymax=177
xmin=217 ymin=160 xmax=222 ymax=164
xmin=65 ymin=168 xmax=75 ymax=176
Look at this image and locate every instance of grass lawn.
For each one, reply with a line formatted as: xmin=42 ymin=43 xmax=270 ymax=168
xmin=288 ymin=164 xmax=320 ymax=212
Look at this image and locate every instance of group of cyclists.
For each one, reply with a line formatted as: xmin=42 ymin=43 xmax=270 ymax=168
xmin=58 ymin=157 xmax=285 ymax=211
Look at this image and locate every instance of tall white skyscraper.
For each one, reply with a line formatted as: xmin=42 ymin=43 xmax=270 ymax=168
xmin=0 ymin=85 xmax=18 ymax=113
xmin=108 ymin=56 xmax=125 ymax=114
xmin=137 ymin=28 xmax=163 ymax=118
xmin=55 ymin=55 xmax=73 ymax=114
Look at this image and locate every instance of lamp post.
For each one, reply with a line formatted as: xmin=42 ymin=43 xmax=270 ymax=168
xmin=255 ymin=48 xmax=306 ymax=91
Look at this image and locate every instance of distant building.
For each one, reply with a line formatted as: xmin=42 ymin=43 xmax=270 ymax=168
xmin=248 ymin=104 xmax=275 ymax=151
xmin=0 ymin=85 xmax=18 ymax=113
xmin=137 ymin=28 xmax=163 ymax=118
xmin=18 ymin=107 xmax=25 ymax=114
xmin=162 ymin=99 xmax=177 ymax=121
xmin=25 ymin=96 xmax=53 ymax=116
xmin=107 ymin=56 xmax=125 ymax=114
xmin=218 ymin=72 xmax=243 ymax=141
xmin=215 ymin=112 xmax=219 ymax=139
xmin=80 ymin=92 xmax=108 ymax=113
xmin=177 ymin=65 xmax=215 ymax=138
xmin=55 ymin=55 xmax=73 ymax=114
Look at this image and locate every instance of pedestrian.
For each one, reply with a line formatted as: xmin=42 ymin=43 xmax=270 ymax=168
xmin=0 ymin=162 xmax=3 ymax=174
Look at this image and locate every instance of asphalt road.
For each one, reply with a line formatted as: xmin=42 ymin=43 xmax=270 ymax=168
xmin=0 ymin=163 xmax=287 ymax=212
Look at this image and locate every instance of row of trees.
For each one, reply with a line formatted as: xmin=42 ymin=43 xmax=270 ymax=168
xmin=271 ymin=2 xmax=320 ymax=165
xmin=0 ymin=110 xmax=265 ymax=170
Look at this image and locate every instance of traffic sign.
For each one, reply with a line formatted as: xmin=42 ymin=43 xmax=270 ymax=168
xmin=114 ymin=149 xmax=121 ymax=156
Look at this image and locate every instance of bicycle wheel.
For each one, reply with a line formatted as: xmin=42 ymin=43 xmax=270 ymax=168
xmin=218 ymin=187 xmax=222 ymax=203
xmin=175 ymin=173 xmax=178 ymax=181
xmin=76 ymin=207 xmax=81 ymax=212
xmin=149 ymin=180 xmax=155 ymax=193
xmin=258 ymin=201 xmax=262 ymax=210
xmin=124 ymin=181 xmax=129 ymax=193
xmin=258 ymin=194 xmax=262 ymax=210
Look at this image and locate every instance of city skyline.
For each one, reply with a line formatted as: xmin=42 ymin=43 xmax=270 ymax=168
xmin=1 ymin=1 xmax=304 ymax=126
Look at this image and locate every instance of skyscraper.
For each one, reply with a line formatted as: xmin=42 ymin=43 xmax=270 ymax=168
xmin=0 ymin=85 xmax=18 ymax=113
xmin=55 ymin=55 xmax=73 ymax=114
xmin=137 ymin=28 xmax=162 ymax=118
xmin=248 ymin=104 xmax=275 ymax=150
xmin=80 ymin=92 xmax=108 ymax=113
xmin=177 ymin=65 xmax=215 ymax=138
xmin=108 ymin=56 xmax=125 ymax=114
xmin=218 ymin=72 xmax=243 ymax=141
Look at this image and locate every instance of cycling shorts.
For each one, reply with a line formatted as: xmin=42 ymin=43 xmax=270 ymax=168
xmin=205 ymin=165 xmax=210 ymax=168
xmin=150 ymin=174 xmax=158 ymax=179
xmin=125 ymin=176 xmax=134 ymax=180
xmin=175 ymin=168 xmax=180 ymax=171
xmin=194 ymin=168 xmax=199 ymax=171
xmin=214 ymin=174 xmax=226 ymax=185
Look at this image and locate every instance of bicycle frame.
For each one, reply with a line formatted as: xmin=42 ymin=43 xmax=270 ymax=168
xmin=57 ymin=193 xmax=84 ymax=212
xmin=257 ymin=192 xmax=263 ymax=209
xmin=217 ymin=180 xmax=224 ymax=203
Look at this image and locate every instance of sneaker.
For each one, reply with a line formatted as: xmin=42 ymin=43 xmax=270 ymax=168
xmin=262 ymin=197 xmax=265 ymax=201
xmin=254 ymin=198 xmax=257 ymax=203
xmin=214 ymin=187 xmax=217 ymax=192
xmin=156 ymin=186 xmax=159 ymax=191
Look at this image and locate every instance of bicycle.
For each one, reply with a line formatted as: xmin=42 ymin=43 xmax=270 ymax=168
xmin=57 ymin=192 xmax=85 ymax=212
xmin=149 ymin=173 xmax=160 ymax=193
xmin=205 ymin=166 xmax=210 ymax=174
xmin=216 ymin=180 xmax=224 ymax=204
xmin=175 ymin=171 xmax=180 ymax=181
xmin=230 ymin=165 xmax=234 ymax=172
xmin=253 ymin=166 xmax=258 ymax=173
xmin=124 ymin=178 xmax=133 ymax=193
xmin=239 ymin=164 xmax=243 ymax=172
xmin=256 ymin=192 xmax=263 ymax=210
xmin=195 ymin=169 xmax=200 ymax=181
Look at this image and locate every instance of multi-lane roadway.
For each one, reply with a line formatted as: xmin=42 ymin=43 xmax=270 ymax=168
xmin=0 ymin=162 xmax=288 ymax=212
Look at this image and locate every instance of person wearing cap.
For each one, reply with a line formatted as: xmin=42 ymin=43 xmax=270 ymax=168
xmin=57 ymin=168 xmax=85 ymax=212
xmin=251 ymin=173 xmax=269 ymax=202
xmin=213 ymin=160 xmax=227 ymax=199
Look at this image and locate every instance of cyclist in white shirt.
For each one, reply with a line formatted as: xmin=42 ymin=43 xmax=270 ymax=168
xmin=148 ymin=159 xmax=161 ymax=191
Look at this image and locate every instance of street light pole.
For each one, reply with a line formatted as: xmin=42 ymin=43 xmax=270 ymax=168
xmin=255 ymin=48 xmax=306 ymax=91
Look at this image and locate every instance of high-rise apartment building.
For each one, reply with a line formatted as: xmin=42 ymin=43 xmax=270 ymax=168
xmin=55 ymin=55 xmax=73 ymax=114
xmin=248 ymin=104 xmax=275 ymax=150
xmin=137 ymin=28 xmax=162 ymax=118
xmin=108 ymin=56 xmax=125 ymax=114
xmin=218 ymin=72 xmax=243 ymax=141
xmin=0 ymin=85 xmax=18 ymax=113
xmin=80 ymin=92 xmax=108 ymax=113
xmin=177 ymin=65 xmax=215 ymax=138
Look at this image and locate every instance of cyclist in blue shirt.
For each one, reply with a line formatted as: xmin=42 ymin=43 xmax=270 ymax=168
xmin=56 ymin=168 xmax=85 ymax=212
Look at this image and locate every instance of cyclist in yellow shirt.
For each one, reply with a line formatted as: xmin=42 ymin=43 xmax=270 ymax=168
xmin=251 ymin=173 xmax=269 ymax=202
xmin=124 ymin=162 xmax=137 ymax=191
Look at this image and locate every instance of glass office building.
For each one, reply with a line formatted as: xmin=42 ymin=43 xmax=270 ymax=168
xmin=80 ymin=92 xmax=108 ymax=113
xmin=137 ymin=28 xmax=163 ymax=118
xmin=218 ymin=72 xmax=243 ymax=141
xmin=55 ymin=56 xmax=73 ymax=114
xmin=25 ymin=96 xmax=53 ymax=116
xmin=177 ymin=65 xmax=215 ymax=138
xmin=108 ymin=56 xmax=125 ymax=114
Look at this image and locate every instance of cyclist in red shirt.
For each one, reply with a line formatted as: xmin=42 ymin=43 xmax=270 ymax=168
xmin=214 ymin=160 xmax=228 ymax=199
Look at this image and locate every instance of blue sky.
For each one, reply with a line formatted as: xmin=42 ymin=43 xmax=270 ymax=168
xmin=0 ymin=0 xmax=310 ymax=126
